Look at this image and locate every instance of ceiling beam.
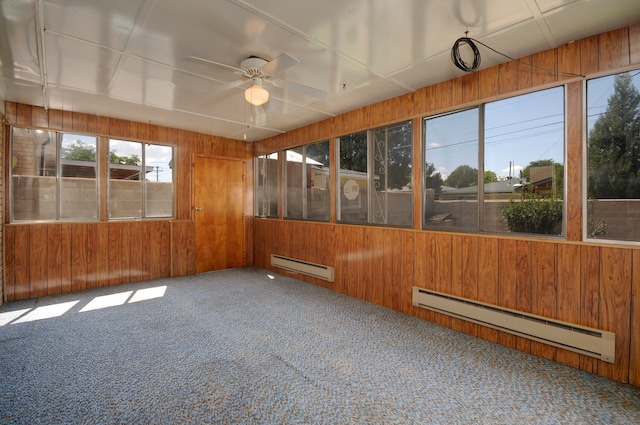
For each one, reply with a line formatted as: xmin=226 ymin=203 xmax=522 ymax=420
xmin=34 ymin=0 xmax=49 ymax=110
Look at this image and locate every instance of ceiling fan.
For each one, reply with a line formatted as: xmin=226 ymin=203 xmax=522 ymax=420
xmin=184 ymin=53 xmax=327 ymax=106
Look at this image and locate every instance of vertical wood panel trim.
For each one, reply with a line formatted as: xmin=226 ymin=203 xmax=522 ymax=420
xmin=4 ymin=226 xmax=16 ymax=302
xmin=630 ymin=24 xmax=640 ymax=65
xmin=580 ymin=245 xmax=599 ymax=374
xmin=412 ymin=118 xmax=422 ymax=229
xmin=477 ymin=238 xmax=499 ymax=342
xmin=565 ymin=82 xmax=583 ymax=241
xmin=630 ymin=250 xmax=640 ymax=386
xmin=108 ymin=223 xmax=123 ymax=285
xmin=598 ymin=248 xmax=632 ymax=382
xmin=29 ymin=225 xmax=48 ymax=298
xmin=556 ymin=244 xmax=581 ymax=367
xmin=530 ymin=242 xmax=558 ymax=360
xmin=71 ymin=224 xmax=87 ymax=292
xmin=13 ymin=227 xmax=30 ymax=300
xmin=401 ymin=231 xmax=415 ymax=314
xmin=516 ymin=240 xmax=532 ymax=353
xmin=497 ymin=239 xmax=517 ymax=348
xmin=47 ymin=224 xmax=62 ymax=296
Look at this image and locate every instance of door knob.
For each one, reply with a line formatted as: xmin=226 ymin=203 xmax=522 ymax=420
xmin=194 ymin=206 xmax=202 ymax=211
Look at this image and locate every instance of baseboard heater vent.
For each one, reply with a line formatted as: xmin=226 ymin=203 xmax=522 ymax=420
xmin=271 ymin=254 xmax=335 ymax=282
xmin=412 ymin=287 xmax=615 ymax=363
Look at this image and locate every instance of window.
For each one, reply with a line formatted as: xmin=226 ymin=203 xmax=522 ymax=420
xmin=285 ymin=140 xmax=330 ymax=221
xmin=61 ymin=133 xmax=99 ymax=219
xmin=337 ymin=121 xmax=413 ymax=227
xmin=11 ymin=128 xmax=98 ymax=221
xmin=484 ymin=87 xmax=564 ymax=235
xmin=423 ymin=86 xmax=565 ymax=235
xmin=255 ymin=152 xmax=280 ymax=218
xmin=587 ymin=69 xmax=640 ymax=242
xmin=424 ymin=108 xmax=479 ymax=230
xmin=144 ymin=143 xmax=174 ymax=217
xmin=9 ymin=127 xmax=174 ymax=223
xmin=338 ymin=131 xmax=368 ymax=223
xmin=108 ymin=139 xmax=173 ymax=219
xmin=372 ymin=121 xmax=413 ymax=227
xmin=109 ymin=140 xmax=142 ymax=218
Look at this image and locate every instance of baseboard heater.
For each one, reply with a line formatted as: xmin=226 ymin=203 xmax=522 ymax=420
xmin=271 ymin=254 xmax=335 ymax=282
xmin=412 ymin=287 xmax=615 ymax=363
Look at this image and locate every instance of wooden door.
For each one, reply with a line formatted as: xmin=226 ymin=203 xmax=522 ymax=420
xmin=193 ymin=156 xmax=245 ymax=273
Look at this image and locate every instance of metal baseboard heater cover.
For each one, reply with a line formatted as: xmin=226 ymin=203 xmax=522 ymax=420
xmin=412 ymin=287 xmax=615 ymax=363
xmin=271 ymin=254 xmax=335 ymax=282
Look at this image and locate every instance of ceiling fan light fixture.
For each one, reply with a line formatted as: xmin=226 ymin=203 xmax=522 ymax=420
xmin=244 ymin=78 xmax=269 ymax=106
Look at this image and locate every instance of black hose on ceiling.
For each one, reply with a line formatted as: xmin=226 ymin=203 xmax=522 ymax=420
xmin=450 ymin=36 xmax=586 ymax=78
xmin=451 ymin=37 xmax=481 ymax=72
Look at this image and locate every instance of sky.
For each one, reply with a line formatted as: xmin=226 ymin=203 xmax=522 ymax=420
xmin=105 ymin=138 xmax=173 ymax=182
xmin=425 ymin=86 xmax=564 ymax=181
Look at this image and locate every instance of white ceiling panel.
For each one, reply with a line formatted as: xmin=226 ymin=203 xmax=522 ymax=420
xmin=0 ymin=0 xmax=41 ymax=84
xmin=46 ymin=86 xmax=108 ymax=117
xmin=313 ymin=78 xmax=411 ymax=118
xmin=0 ymin=0 xmax=639 ymax=141
xmin=44 ymin=34 xmax=122 ymax=94
xmin=389 ymin=53 xmax=458 ymax=94
xmin=43 ymin=0 xmax=145 ymax=51
xmin=110 ymin=56 xmax=216 ymax=109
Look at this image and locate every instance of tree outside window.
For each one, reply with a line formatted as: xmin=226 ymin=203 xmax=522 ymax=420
xmin=587 ymin=70 xmax=640 ymax=241
xmin=337 ymin=121 xmax=413 ymax=227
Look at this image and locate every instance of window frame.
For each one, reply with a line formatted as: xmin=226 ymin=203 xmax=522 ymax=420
xmin=422 ymin=107 xmax=480 ymax=231
xmin=421 ymin=85 xmax=567 ymax=237
xmin=107 ymin=138 xmax=175 ymax=220
xmin=584 ymin=68 xmax=640 ymax=244
xmin=254 ymin=152 xmax=280 ymax=218
xmin=8 ymin=126 xmax=175 ymax=223
xmin=10 ymin=127 xmax=100 ymax=223
xmin=336 ymin=130 xmax=369 ymax=224
xmin=283 ymin=140 xmax=331 ymax=222
xmin=336 ymin=120 xmax=414 ymax=228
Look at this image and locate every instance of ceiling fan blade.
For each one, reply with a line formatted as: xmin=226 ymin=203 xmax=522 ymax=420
xmin=251 ymin=105 xmax=268 ymax=126
xmin=198 ymin=79 xmax=247 ymax=107
xmin=272 ymin=78 xmax=327 ymax=99
xmin=209 ymin=79 xmax=247 ymax=97
xmin=183 ymin=56 xmax=246 ymax=75
xmin=261 ymin=53 xmax=300 ymax=75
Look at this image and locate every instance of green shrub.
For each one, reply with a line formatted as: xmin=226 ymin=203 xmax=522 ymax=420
xmin=500 ymin=193 xmax=563 ymax=234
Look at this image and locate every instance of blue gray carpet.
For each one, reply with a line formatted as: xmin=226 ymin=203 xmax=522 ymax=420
xmin=1 ymin=267 xmax=639 ymax=424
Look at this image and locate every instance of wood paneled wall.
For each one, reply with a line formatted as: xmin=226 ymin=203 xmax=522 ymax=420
xmin=0 ymin=110 xmax=4 ymax=306
xmin=253 ymin=221 xmax=639 ymax=385
xmin=3 ymin=103 xmax=252 ymax=301
xmin=252 ymin=24 xmax=640 ymax=387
